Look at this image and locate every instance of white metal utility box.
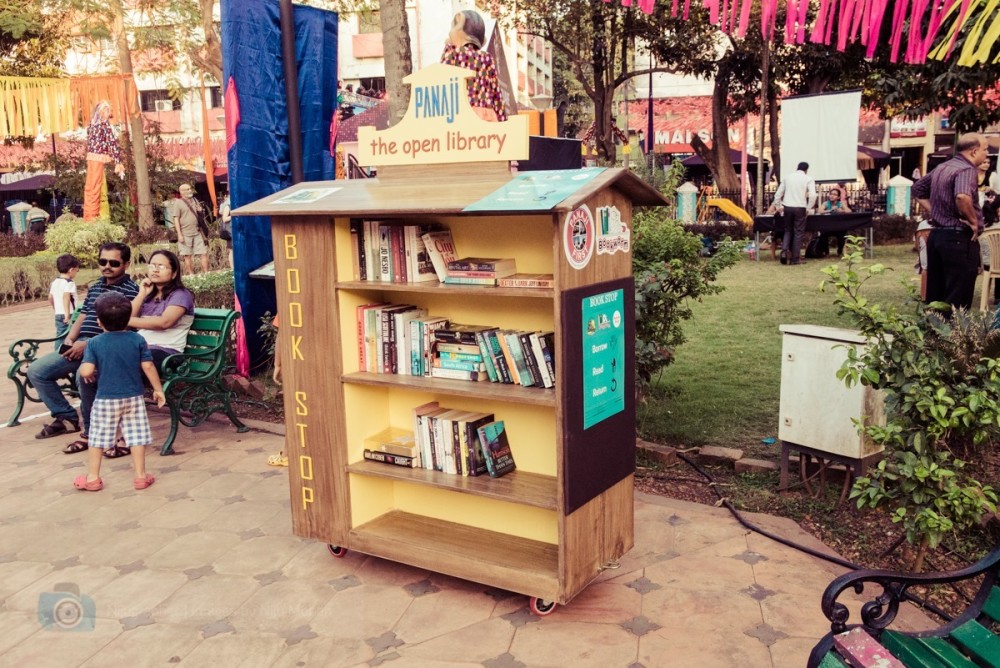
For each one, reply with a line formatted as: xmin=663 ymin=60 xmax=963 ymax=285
xmin=778 ymin=324 xmax=885 ymax=461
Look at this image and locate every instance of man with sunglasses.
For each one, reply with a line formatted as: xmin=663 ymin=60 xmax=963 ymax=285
xmin=28 ymin=242 xmax=139 ymax=449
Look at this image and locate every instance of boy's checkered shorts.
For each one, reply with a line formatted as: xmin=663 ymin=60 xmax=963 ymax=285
xmin=88 ymin=395 xmax=152 ymax=449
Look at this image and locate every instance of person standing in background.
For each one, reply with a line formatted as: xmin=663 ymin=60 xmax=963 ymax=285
xmin=912 ymin=133 xmax=989 ymax=310
xmin=165 ymin=184 xmax=209 ymax=275
xmin=27 ymin=201 xmax=50 ymax=234
xmin=773 ymin=161 xmax=817 ymax=265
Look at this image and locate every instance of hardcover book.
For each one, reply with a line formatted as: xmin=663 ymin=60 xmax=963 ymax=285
xmin=476 ymin=420 xmax=516 ymax=478
xmin=421 ymin=230 xmax=457 ymax=282
xmin=412 ymin=401 xmax=440 ymax=469
xmin=363 ymin=449 xmax=417 ymax=468
xmin=435 ymin=323 xmax=495 ymax=346
xmin=462 ymin=412 xmax=494 ymax=476
xmin=405 ymin=225 xmax=439 ymax=283
xmin=497 ymin=273 xmax=554 ymax=289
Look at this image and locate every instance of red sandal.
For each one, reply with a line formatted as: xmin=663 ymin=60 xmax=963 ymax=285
xmin=73 ymin=475 xmax=103 ymax=492
xmin=133 ymin=474 xmax=155 ymax=490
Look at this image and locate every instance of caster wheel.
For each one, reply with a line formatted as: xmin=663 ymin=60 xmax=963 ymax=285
xmin=529 ymin=597 xmax=557 ymax=616
xmin=327 ymin=544 xmax=347 ymax=558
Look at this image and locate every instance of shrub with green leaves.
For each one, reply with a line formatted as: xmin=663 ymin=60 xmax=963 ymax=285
xmin=182 ymin=270 xmax=234 ymax=309
xmin=44 ymin=218 xmax=127 ymax=267
xmin=822 ymin=238 xmax=1000 ymax=571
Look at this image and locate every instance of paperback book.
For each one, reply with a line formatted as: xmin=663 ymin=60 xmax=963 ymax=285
xmin=497 ymin=273 xmax=554 ymax=289
xmin=476 ymin=420 xmax=516 ymax=478
xmin=421 ymin=230 xmax=458 ymax=282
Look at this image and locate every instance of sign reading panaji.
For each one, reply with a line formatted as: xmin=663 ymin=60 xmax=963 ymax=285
xmin=358 ymin=63 xmax=529 ymax=166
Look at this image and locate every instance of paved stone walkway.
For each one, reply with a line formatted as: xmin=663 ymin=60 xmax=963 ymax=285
xmin=0 ymin=302 xmax=930 ymax=667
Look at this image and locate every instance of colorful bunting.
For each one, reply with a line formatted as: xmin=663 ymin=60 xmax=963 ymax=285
xmin=618 ymin=0 xmax=999 ymax=66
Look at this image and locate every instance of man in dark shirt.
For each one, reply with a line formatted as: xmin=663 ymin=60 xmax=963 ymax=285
xmin=28 ymin=242 xmax=140 ymax=449
xmin=912 ymin=133 xmax=989 ymax=310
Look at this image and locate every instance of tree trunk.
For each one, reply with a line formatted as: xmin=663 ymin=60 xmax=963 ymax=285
xmin=692 ymin=62 xmax=739 ymax=192
xmin=110 ymin=0 xmax=153 ymax=228
xmin=911 ymin=535 xmax=930 ymax=573
xmin=194 ymin=0 xmax=223 ymax=84
xmin=380 ymin=0 xmax=412 ymax=126
xmin=768 ymin=83 xmax=780 ymax=181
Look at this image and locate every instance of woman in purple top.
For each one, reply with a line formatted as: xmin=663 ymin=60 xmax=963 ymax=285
xmin=128 ymin=249 xmax=196 ymax=370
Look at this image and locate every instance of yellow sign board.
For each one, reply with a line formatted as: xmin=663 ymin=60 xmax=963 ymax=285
xmin=357 ymin=63 xmax=529 ymax=167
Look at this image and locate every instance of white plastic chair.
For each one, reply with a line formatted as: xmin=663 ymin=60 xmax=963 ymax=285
xmin=981 ymin=229 xmax=1000 ymax=312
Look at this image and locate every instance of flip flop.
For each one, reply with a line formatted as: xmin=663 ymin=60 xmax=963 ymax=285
xmin=73 ymin=475 xmax=103 ymax=491
xmin=133 ymin=474 xmax=155 ymax=490
xmin=62 ymin=439 xmax=89 ymax=454
xmin=104 ymin=438 xmax=130 ymax=459
xmin=267 ymin=451 xmax=288 ymax=467
xmin=36 ymin=418 xmax=80 ymax=440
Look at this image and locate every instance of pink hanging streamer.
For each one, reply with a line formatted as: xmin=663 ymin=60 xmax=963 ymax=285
xmin=810 ymin=0 xmax=833 ymax=43
xmin=737 ymin=0 xmax=754 ymax=35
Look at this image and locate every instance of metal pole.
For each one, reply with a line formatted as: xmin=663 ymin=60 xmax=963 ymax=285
xmin=279 ymin=0 xmax=304 ymax=184
xmin=755 ymin=38 xmax=769 ymax=216
xmin=647 ymin=56 xmax=654 ymax=176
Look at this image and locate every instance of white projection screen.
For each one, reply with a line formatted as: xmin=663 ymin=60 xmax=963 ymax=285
xmin=780 ymin=90 xmax=862 ymax=183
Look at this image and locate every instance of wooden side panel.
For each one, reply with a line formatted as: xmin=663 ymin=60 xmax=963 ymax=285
xmin=271 ymin=215 xmax=351 ymax=545
xmin=560 ymin=475 xmax=635 ymax=603
xmin=555 ymin=189 xmax=633 ymax=291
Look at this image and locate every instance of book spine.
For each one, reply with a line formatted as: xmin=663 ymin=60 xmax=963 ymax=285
xmin=447 ymin=260 xmax=510 ymax=272
xmin=349 ymin=220 xmax=363 ymax=281
xmin=363 ymin=449 xmax=416 ymax=467
xmin=519 ymin=332 xmax=542 ymax=387
xmin=409 ymin=320 xmax=422 ymax=376
xmin=370 ymin=442 xmax=419 ymax=458
xmin=434 ymin=331 xmax=481 ymax=345
xmin=433 ymin=416 xmax=450 ymax=474
xmin=474 ymin=330 xmax=499 ymax=383
xmin=505 ymin=332 xmax=534 ymax=387
xmin=443 ymin=276 xmax=498 ymax=285
xmin=430 ymin=368 xmax=487 ymax=381
xmin=434 ymin=342 xmax=481 ymax=355
xmin=437 ymin=351 xmax=483 ymax=362
xmin=363 ymin=221 xmax=376 ymax=281
xmin=378 ymin=225 xmax=392 ymax=282
xmin=422 ymin=232 xmax=454 ymax=282
xmin=452 ymin=419 xmax=463 ymax=476
xmin=497 ymin=278 xmax=553 ymax=288
xmin=436 ymin=358 xmax=485 ymax=372
xmin=528 ymin=333 xmax=553 ymax=388
xmin=379 ymin=309 xmax=392 ymax=374
xmin=392 ymin=226 xmax=407 ymax=282
xmin=388 ymin=312 xmax=399 ymax=374
xmin=423 ymin=414 xmax=439 ymax=471
xmin=445 ymin=269 xmax=500 ymax=278
xmin=539 ymin=333 xmax=556 ymax=383
xmin=403 ymin=225 xmax=417 ymax=282
xmin=495 ymin=332 xmax=520 ymax=385
xmin=356 ymin=306 xmax=367 ymax=372
xmin=486 ymin=330 xmax=512 ymax=384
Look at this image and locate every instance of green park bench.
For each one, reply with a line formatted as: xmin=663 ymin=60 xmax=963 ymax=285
xmin=808 ymin=543 xmax=1000 ymax=667
xmin=7 ymin=307 xmax=248 ymax=455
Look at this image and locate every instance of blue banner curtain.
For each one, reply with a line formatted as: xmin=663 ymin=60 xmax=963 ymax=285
xmin=221 ymin=0 xmax=338 ymax=366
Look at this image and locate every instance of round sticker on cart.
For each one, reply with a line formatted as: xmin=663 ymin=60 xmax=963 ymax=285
xmin=563 ymin=206 xmax=595 ymax=270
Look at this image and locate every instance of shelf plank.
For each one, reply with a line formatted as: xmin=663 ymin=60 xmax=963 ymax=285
xmin=347 ymin=461 xmax=557 ymax=510
xmin=349 ymin=510 xmax=560 ymax=601
xmin=342 ymin=372 xmax=557 ymax=407
xmin=337 ymin=280 xmax=554 ymax=299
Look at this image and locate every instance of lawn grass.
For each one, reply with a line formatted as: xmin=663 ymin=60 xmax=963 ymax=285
xmin=637 ymin=242 xmax=926 ymax=455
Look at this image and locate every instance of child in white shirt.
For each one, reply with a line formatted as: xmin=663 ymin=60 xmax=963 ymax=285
xmin=49 ymin=254 xmax=80 ymax=350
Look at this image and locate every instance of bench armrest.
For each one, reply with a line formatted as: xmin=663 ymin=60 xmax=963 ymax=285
xmin=161 ymin=345 xmax=225 ymax=381
xmin=8 ymin=335 xmax=62 ymax=370
xmin=820 ymin=544 xmax=1000 ymax=635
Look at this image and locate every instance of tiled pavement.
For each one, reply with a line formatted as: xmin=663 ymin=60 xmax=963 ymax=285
xmin=0 ymin=303 xmax=932 ymax=667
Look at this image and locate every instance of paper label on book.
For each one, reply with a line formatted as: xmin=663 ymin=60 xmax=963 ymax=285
xmin=596 ymin=206 xmax=630 ymax=256
xmin=582 ymin=288 xmax=624 ymax=429
xmin=563 ymin=206 xmax=594 ymax=270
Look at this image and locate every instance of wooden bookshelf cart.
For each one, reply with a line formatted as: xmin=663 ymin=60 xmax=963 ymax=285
xmin=236 ymin=164 xmax=666 ymax=613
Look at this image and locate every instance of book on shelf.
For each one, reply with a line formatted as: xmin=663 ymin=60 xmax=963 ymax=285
xmin=349 ymin=220 xmax=364 ymax=281
xmin=537 ymin=331 xmax=556 ymax=382
xmin=404 ymin=225 xmax=438 ymax=283
xmin=434 ymin=341 xmax=482 ymax=356
xmin=518 ymin=332 xmax=543 ymax=387
xmin=394 ymin=307 xmax=427 ymax=375
xmin=494 ymin=332 xmax=521 ymax=385
xmin=421 ymin=406 xmax=452 ymax=471
xmin=356 ymin=303 xmax=389 ymax=372
xmin=434 ymin=358 xmax=486 ymax=372
xmin=462 ymin=412 xmax=494 ymax=476
xmin=430 ymin=367 xmax=488 ymax=382
xmin=436 ymin=350 xmax=483 ymax=362
xmin=364 ymin=426 xmax=419 ymax=460
xmin=378 ymin=304 xmax=417 ymax=374
xmin=527 ymin=332 xmax=554 ymax=388
xmin=363 ymin=449 xmax=418 ymax=468
xmin=442 ymin=276 xmax=499 ymax=286
xmin=412 ymin=401 xmax=440 ymax=469
xmin=446 ymin=257 xmax=517 ymax=273
xmin=497 ymin=273 xmax=554 ymax=289
xmin=434 ymin=323 xmax=495 ymax=346
xmin=390 ymin=226 xmax=407 ymax=282
xmin=363 ymin=221 xmax=379 ymax=281
xmin=421 ymin=230 xmax=457 ymax=282
xmin=485 ymin=330 xmax=513 ymax=384
xmin=431 ymin=408 xmax=462 ymax=474
xmin=377 ymin=224 xmax=393 ymax=282
xmin=504 ymin=332 xmax=535 ymax=387
xmin=474 ymin=328 xmax=500 ymax=383
xmin=477 ymin=420 xmax=516 ymax=478
xmin=410 ymin=316 xmax=449 ymax=376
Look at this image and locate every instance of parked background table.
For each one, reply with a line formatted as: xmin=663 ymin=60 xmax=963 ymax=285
xmin=753 ymin=212 xmax=875 ymax=260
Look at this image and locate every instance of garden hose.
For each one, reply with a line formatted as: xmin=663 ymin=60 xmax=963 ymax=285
xmin=675 ymin=452 xmax=954 ymax=623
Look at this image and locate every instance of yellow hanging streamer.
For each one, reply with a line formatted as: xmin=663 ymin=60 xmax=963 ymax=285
xmin=957 ymin=0 xmax=1000 ymax=65
xmin=100 ymin=172 xmax=110 ymax=221
xmin=0 ymin=77 xmax=74 ymax=136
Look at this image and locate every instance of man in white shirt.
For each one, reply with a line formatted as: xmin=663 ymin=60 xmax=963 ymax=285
xmin=773 ymin=161 xmax=817 ymax=265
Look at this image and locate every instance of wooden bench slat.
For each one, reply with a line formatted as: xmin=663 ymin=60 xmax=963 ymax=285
xmin=949 ymin=620 xmax=1000 ymax=668
xmin=190 ymin=321 xmax=226 ymax=333
xmin=882 ymin=632 xmax=962 ymax=668
xmin=981 ymin=586 xmax=1000 ymax=624
xmin=185 ymin=334 xmax=224 ymax=348
xmin=818 ymin=651 xmax=851 ymax=668
xmin=916 ymin=637 xmax=981 ymax=668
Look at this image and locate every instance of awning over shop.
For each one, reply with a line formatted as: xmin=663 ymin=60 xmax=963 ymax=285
xmin=681 ymin=148 xmax=762 ymax=166
xmin=857 ymin=145 xmax=891 ymax=170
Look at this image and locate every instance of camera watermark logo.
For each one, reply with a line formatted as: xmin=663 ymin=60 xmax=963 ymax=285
xmin=37 ymin=583 xmax=96 ymax=632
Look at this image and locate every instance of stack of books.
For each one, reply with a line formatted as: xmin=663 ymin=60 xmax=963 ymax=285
xmin=444 ymin=257 xmax=517 ymax=286
xmin=349 ymin=221 xmax=440 ymax=283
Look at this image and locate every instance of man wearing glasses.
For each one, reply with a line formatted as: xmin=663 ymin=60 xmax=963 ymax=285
xmin=913 ymin=133 xmax=989 ymax=310
xmin=28 ymin=242 xmax=139 ymax=451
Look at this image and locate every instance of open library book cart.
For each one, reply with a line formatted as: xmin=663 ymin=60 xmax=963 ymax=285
xmin=237 ymin=162 xmax=666 ymax=614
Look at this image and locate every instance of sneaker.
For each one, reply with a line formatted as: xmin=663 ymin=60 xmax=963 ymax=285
xmin=779 ymin=250 xmax=788 ymax=265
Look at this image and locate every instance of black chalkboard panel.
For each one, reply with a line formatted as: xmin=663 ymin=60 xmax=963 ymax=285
xmin=560 ymin=277 xmax=635 ymax=515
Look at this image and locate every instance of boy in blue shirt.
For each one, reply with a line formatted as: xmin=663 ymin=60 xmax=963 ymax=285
xmin=74 ymin=293 xmax=165 ymax=492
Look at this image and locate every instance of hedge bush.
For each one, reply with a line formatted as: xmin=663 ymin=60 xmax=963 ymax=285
xmin=0 ymin=255 xmax=59 ymax=306
xmin=0 ymin=232 xmax=47 ymax=257
xmin=44 ymin=217 xmax=127 ymax=267
xmin=182 ymin=269 xmax=234 ymax=309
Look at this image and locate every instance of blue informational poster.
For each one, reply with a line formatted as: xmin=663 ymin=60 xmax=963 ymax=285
xmin=463 ymin=168 xmax=606 ymax=212
xmin=581 ymin=288 xmax=625 ymax=429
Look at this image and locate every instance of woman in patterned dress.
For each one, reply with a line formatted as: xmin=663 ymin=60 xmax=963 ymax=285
xmin=440 ymin=10 xmax=507 ymax=123
xmin=83 ymin=101 xmax=125 ymax=220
